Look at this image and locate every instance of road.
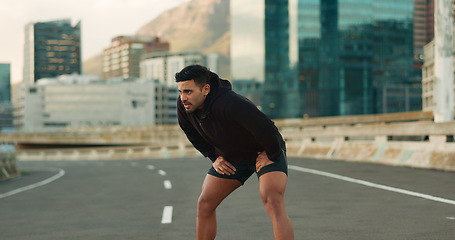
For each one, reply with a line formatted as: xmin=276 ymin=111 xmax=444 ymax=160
xmin=1 ymin=157 xmax=454 ymax=240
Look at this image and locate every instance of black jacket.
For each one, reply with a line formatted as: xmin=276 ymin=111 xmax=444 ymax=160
xmin=177 ymin=73 xmax=284 ymax=165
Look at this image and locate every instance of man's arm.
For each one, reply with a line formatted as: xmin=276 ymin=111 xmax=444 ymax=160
xmin=226 ymin=95 xmax=283 ymax=162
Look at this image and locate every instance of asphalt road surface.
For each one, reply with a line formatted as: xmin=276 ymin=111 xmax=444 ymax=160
xmin=1 ymin=157 xmax=454 ymax=240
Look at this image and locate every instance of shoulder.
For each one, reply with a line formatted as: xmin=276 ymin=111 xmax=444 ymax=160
xmin=216 ymin=91 xmax=255 ymax=106
xmin=212 ymin=91 xmax=260 ymax=117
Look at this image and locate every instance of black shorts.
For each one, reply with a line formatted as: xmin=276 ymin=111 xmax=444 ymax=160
xmin=207 ymin=143 xmax=288 ymax=185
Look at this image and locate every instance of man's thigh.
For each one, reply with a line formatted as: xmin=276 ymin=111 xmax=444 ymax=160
xmin=258 ymin=171 xmax=288 ymax=197
xmin=199 ymin=174 xmax=243 ymax=207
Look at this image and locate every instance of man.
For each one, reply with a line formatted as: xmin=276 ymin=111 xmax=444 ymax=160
xmin=176 ymin=65 xmax=294 ymax=240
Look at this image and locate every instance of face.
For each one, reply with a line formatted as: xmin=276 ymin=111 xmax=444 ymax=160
xmin=178 ymin=79 xmax=210 ymax=114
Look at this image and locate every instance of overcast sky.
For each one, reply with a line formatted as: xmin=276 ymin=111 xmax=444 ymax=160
xmin=0 ymin=0 xmax=188 ymax=83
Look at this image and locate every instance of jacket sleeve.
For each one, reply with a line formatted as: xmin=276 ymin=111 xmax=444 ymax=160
xmin=225 ymin=95 xmax=283 ymax=162
xmin=177 ymin=99 xmax=219 ymax=162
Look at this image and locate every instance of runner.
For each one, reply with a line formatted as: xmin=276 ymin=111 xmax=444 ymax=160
xmin=176 ymin=65 xmax=294 ymax=240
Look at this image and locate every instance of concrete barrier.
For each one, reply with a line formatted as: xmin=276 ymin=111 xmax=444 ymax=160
xmin=280 ymin=120 xmax=455 ymax=172
xmin=4 ymin=111 xmax=455 ymax=171
xmin=0 ymin=152 xmax=20 ymax=181
xmin=15 ymin=142 xmax=201 ymax=161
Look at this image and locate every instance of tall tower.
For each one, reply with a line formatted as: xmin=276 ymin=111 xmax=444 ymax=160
xmin=433 ymin=0 xmax=454 ymax=122
xmin=414 ymin=0 xmax=435 ymax=68
xmin=0 ymin=63 xmax=11 ymax=103
xmin=23 ymin=19 xmax=81 ymax=84
xmin=231 ymin=0 xmax=299 ymax=119
xmin=103 ymin=35 xmax=169 ymax=79
xmin=298 ymin=0 xmax=417 ymax=117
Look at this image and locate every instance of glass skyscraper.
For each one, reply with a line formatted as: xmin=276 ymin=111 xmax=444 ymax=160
xmin=231 ymin=0 xmax=300 ymax=119
xmin=23 ymin=19 xmax=81 ymax=84
xmin=231 ymin=0 xmax=421 ymax=118
xmin=299 ymin=0 xmax=421 ymax=117
xmin=0 ymin=63 xmax=13 ymax=132
xmin=0 ymin=63 xmax=11 ymax=103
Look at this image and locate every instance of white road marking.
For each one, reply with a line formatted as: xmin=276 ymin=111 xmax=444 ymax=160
xmin=447 ymin=217 xmax=455 ymax=220
xmin=158 ymin=170 xmax=166 ymax=176
xmin=131 ymin=162 xmax=138 ymax=167
xmin=0 ymin=168 xmax=65 ymax=199
xmin=288 ymin=165 xmax=455 ymax=206
xmin=147 ymin=165 xmax=155 ymax=170
xmin=161 ymin=206 xmax=173 ymax=224
xmin=164 ymin=180 xmax=172 ymax=189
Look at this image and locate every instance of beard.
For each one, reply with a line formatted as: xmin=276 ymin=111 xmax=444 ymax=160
xmin=183 ymin=101 xmax=196 ymax=113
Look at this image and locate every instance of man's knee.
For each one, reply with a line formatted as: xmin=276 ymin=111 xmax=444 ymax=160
xmin=197 ymin=194 xmax=216 ymax=216
xmin=261 ymin=191 xmax=284 ymax=209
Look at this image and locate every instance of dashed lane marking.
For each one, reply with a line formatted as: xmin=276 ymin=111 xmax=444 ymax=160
xmin=289 ymin=165 xmax=455 ymax=206
xmin=161 ymin=206 xmax=173 ymax=224
xmin=164 ymin=180 xmax=172 ymax=190
xmin=158 ymin=170 xmax=167 ymax=176
xmin=147 ymin=165 xmax=155 ymax=170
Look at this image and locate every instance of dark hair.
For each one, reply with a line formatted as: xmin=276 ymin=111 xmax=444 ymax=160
xmin=175 ymin=64 xmax=211 ymax=87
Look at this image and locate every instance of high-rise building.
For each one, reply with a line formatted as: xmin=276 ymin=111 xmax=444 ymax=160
xmin=231 ymin=0 xmax=299 ymax=119
xmin=422 ymin=22 xmax=455 ymax=114
xmin=0 ymin=63 xmax=11 ymax=103
xmin=23 ymin=19 xmax=81 ymax=84
xmin=0 ymin=63 xmax=13 ymax=132
xmin=0 ymin=102 xmax=14 ymax=132
xmin=298 ymin=0 xmax=421 ymax=117
xmin=231 ymin=0 xmax=423 ymax=118
xmin=103 ymin=36 xmax=169 ymax=79
xmin=140 ymin=51 xmax=219 ymax=86
xmin=413 ymin=0 xmax=434 ymax=68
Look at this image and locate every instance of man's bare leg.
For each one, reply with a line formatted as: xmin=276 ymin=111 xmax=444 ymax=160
xmin=197 ymin=174 xmax=242 ymax=240
xmin=259 ymin=171 xmax=294 ymax=240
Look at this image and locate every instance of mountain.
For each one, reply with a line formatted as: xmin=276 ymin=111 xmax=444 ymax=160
xmin=83 ymin=0 xmax=230 ymax=79
xmin=82 ymin=54 xmax=102 ymax=77
xmin=136 ymin=0 xmax=230 ymax=78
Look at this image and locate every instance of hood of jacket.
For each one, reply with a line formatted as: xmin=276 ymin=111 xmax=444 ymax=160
xmin=202 ymin=72 xmax=232 ymax=115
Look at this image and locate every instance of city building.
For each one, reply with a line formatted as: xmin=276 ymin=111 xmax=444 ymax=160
xmin=140 ymin=51 xmax=219 ymax=86
xmin=0 ymin=63 xmax=13 ymax=132
xmin=413 ymin=0 xmax=434 ymax=68
xmin=230 ymin=0 xmax=300 ymax=119
xmin=231 ymin=0 xmax=428 ymax=118
xmin=231 ymin=80 xmax=263 ymax=108
xmin=23 ymin=19 xmax=81 ymax=84
xmin=0 ymin=102 xmax=14 ymax=132
xmin=422 ymin=27 xmax=455 ymax=113
xmin=103 ymin=36 xmax=169 ymax=79
xmin=0 ymin=63 xmax=11 ymax=103
xmin=298 ymin=0 xmax=421 ymax=117
xmin=15 ymin=74 xmax=178 ymax=132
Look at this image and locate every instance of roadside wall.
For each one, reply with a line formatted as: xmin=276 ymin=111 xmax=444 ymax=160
xmin=7 ymin=111 xmax=455 ymax=172
xmin=0 ymin=152 xmax=19 ymax=181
